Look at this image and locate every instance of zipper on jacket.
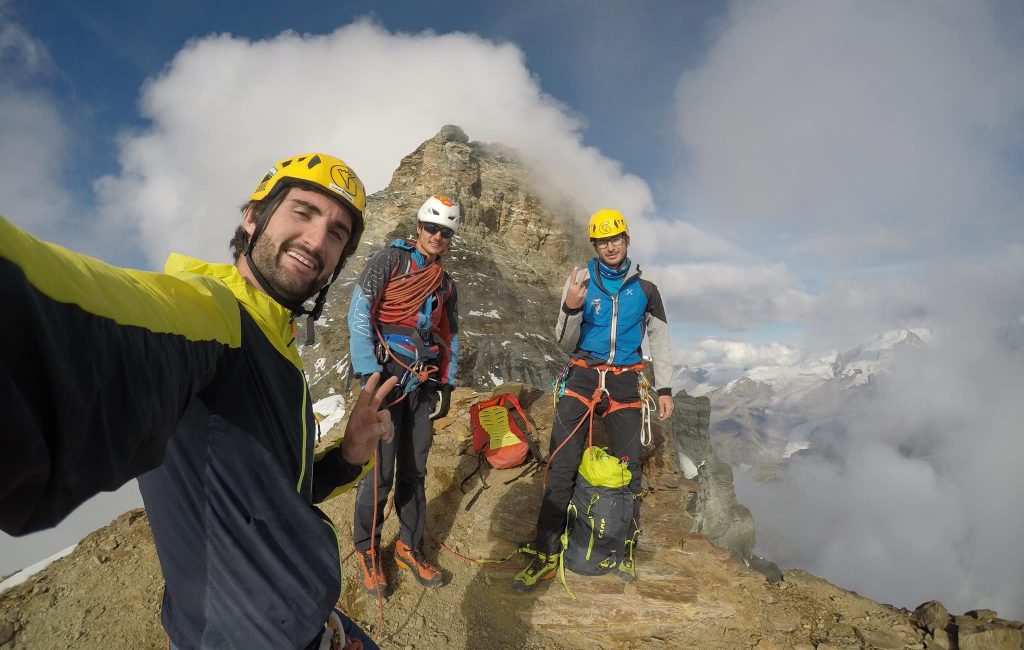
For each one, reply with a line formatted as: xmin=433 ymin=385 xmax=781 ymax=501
xmin=607 ymin=295 xmax=619 ymax=364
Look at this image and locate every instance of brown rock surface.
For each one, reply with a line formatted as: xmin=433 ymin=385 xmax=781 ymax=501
xmin=7 ymin=387 xmax=1016 ymax=650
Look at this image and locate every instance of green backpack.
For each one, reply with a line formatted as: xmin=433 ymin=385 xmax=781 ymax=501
xmin=560 ymin=447 xmax=635 ymax=577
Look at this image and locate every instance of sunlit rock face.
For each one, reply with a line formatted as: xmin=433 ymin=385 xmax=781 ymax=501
xmin=301 ymin=125 xmax=593 ymax=398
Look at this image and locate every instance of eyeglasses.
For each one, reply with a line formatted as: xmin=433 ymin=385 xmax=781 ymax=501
xmin=594 ymin=234 xmax=626 ymax=250
xmin=421 ymin=222 xmax=454 ymax=239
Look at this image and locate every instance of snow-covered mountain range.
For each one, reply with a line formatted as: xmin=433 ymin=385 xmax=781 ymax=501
xmin=673 ymin=328 xmax=932 ymax=466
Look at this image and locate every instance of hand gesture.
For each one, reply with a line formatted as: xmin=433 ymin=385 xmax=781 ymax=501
xmin=657 ymin=395 xmax=675 ymax=421
xmin=564 ymin=267 xmax=587 ymax=310
xmin=340 ymin=373 xmax=398 ymax=465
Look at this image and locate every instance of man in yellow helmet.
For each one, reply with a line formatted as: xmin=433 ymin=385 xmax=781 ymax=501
xmin=513 ymin=208 xmax=674 ymax=592
xmin=0 ymin=153 xmax=394 ymax=649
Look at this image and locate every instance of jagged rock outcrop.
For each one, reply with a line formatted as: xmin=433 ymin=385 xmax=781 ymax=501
xmin=671 ymin=392 xmax=782 ymax=581
xmin=910 ymin=601 xmax=1024 ymax=650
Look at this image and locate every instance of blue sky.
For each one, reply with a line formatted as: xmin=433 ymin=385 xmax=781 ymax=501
xmin=10 ymin=1 xmax=714 ymax=218
xmin=7 ymin=0 xmax=1022 ymax=371
xmin=4 ymin=0 xmax=1024 ymax=616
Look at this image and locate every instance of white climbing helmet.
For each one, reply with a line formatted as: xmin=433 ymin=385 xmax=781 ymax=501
xmin=417 ymin=195 xmax=461 ymax=233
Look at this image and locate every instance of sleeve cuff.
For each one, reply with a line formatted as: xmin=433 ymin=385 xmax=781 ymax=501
xmin=562 ymin=302 xmax=583 ymax=315
xmin=657 ymin=387 xmax=672 ymax=397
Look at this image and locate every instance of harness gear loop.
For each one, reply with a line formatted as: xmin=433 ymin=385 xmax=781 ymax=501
xmin=637 ymin=372 xmax=658 ymax=448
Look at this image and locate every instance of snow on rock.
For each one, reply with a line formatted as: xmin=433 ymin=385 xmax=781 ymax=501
xmin=469 ymin=309 xmax=500 ymax=318
xmin=0 ymin=544 xmax=76 ymax=595
xmin=678 ymin=452 xmax=701 ymax=480
xmin=488 ymin=372 xmax=504 ymax=386
xmin=783 ymin=441 xmax=811 ymax=459
xmin=313 ymin=395 xmax=347 ymax=438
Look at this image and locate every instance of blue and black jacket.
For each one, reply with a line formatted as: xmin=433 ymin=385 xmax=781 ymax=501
xmin=0 ymin=216 xmax=370 ymax=649
xmin=348 ymin=239 xmax=459 ymax=387
xmin=554 ymin=257 xmax=673 ymax=397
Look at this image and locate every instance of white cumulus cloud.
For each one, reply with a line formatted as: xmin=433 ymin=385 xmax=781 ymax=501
xmin=654 ymin=261 xmax=813 ymax=328
xmin=674 ymin=0 xmax=1024 ymax=263
xmin=94 ymin=21 xmax=656 ymax=268
xmin=675 ymin=338 xmax=801 ymax=370
xmin=0 ymin=10 xmax=69 ymax=238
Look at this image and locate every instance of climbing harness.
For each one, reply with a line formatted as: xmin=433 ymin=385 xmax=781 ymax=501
xmin=371 ymin=262 xmax=446 ymax=406
xmin=544 ymin=359 xmax=653 ymax=489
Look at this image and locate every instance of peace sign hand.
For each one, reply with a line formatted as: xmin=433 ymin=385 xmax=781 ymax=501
xmin=564 ymin=267 xmax=587 ymax=310
xmin=340 ymin=372 xmax=398 ymax=465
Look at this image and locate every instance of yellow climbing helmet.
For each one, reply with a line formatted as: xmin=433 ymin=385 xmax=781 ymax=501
xmin=588 ymin=209 xmax=629 ymax=240
xmin=250 ymin=152 xmax=366 ymax=217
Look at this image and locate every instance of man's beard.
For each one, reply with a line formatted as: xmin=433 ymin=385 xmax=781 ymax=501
xmin=250 ymin=235 xmax=324 ymax=305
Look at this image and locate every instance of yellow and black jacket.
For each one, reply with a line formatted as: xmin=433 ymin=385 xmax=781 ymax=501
xmin=0 ymin=217 xmax=368 ymax=649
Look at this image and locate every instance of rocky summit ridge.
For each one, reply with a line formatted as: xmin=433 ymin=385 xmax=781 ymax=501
xmin=3 ymin=386 xmax=1020 ymax=649
xmin=301 ymin=124 xmax=593 ymax=397
xmin=2 ymin=129 xmax=1021 ymax=649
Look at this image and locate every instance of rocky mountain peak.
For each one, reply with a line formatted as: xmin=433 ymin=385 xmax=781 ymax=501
xmin=303 ymin=126 xmax=593 ymax=397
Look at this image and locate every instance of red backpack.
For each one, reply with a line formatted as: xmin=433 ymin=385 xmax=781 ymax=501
xmin=462 ymin=393 xmax=545 ymax=509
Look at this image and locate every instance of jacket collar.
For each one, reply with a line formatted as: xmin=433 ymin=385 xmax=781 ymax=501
xmin=165 ymin=254 xmax=299 ymax=364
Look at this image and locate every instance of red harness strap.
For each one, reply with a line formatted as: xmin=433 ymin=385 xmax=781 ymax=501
xmin=542 ymin=360 xmax=645 ymax=488
xmin=564 ymin=358 xmax=644 ymax=414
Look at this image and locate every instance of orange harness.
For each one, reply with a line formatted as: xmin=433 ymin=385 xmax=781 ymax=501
xmin=544 ymin=360 xmax=652 ymax=488
xmin=561 ymin=358 xmax=645 ymax=415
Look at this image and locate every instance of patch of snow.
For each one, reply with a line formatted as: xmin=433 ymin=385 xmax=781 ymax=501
xmin=501 ymin=340 xmax=511 ymax=347
xmin=0 ymin=544 xmax=76 ymax=595
xmin=313 ymin=395 xmax=348 ymax=437
xmin=783 ymin=441 xmax=811 ymax=459
xmin=469 ymin=309 xmax=501 ymax=319
xmin=543 ymin=354 xmax=554 ymax=362
xmin=514 ymin=332 xmax=526 ymax=339
xmin=678 ymin=453 xmax=701 ymax=479
xmin=488 ymin=372 xmax=504 ymax=386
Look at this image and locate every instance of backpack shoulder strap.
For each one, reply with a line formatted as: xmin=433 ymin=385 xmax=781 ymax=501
xmin=502 ymin=394 xmax=546 ymax=463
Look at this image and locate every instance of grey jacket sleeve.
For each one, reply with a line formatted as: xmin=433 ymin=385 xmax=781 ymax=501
xmin=554 ymin=268 xmax=588 ymax=353
xmin=643 ymin=279 xmax=673 ymax=396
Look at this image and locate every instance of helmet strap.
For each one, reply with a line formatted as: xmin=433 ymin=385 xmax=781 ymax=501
xmin=244 ymin=189 xmax=311 ymax=315
xmin=243 ymin=185 xmax=349 ymax=344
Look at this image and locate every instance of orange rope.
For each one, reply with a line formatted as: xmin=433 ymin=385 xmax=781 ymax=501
xmin=372 ymin=262 xmax=445 ymax=407
xmin=424 ymin=524 xmax=518 ymax=568
xmin=376 ymin=264 xmax=444 ymax=324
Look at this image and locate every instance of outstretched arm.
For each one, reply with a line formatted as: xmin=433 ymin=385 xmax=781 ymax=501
xmin=0 ymin=217 xmax=234 ymax=535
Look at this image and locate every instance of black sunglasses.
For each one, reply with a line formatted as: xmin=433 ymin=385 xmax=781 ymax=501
xmin=421 ymin=222 xmax=454 ymax=239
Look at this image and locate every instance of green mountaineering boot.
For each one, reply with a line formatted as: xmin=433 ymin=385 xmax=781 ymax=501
xmin=618 ymin=538 xmax=637 ymax=584
xmin=512 ymin=548 xmax=559 ymax=593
